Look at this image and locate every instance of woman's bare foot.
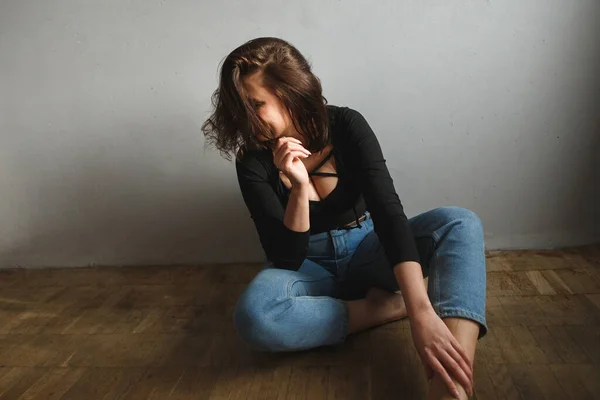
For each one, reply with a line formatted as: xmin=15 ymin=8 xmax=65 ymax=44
xmin=365 ymin=287 xmax=408 ymax=324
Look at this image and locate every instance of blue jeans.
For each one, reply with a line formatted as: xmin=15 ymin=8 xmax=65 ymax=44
xmin=234 ymin=206 xmax=488 ymax=352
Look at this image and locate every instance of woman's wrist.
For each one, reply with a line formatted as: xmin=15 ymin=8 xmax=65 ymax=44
xmin=393 ymin=261 xmax=433 ymax=318
xmin=290 ymin=180 xmax=310 ymax=192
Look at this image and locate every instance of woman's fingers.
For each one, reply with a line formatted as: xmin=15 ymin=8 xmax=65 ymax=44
xmin=273 ymin=141 xmax=310 ymax=168
xmin=452 ymin=337 xmax=473 ymax=372
xmin=427 ymin=351 xmax=460 ymax=398
xmin=280 ymin=151 xmax=308 ymax=170
xmin=273 ymin=136 xmax=304 ymax=152
xmin=282 ymin=143 xmax=311 ymax=157
xmin=274 ymin=142 xmax=310 ymax=158
xmin=274 ymin=137 xmax=308 ymax=153
xmin=448 ymin=341 xmax=473 ymax=385
xmin=438 ymin=349 xmax=473 ymax=395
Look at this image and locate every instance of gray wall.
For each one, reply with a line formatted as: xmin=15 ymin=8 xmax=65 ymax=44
xmin=1 ymin=1 xmax=599 ymax=268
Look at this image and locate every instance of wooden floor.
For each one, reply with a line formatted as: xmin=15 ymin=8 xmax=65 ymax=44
xmin=1 ymin=245 xmax=599 ymax=399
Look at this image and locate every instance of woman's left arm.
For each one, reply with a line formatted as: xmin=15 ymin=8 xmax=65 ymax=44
xmin=394 ymin=261 xmax=474 ymax=398
xmin=342 ymin=107 xmax=472 ymax=397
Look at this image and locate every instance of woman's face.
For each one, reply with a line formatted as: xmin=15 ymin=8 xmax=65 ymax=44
xmin=242 ymin=72 xmax=292 ymax=143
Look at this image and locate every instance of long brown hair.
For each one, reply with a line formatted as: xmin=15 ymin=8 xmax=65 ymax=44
xmin=202 ymin=37 xmax=329 ymax=160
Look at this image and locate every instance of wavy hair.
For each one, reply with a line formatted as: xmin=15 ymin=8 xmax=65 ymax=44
xmin=202 ymin=37 xmax=329 ymax=160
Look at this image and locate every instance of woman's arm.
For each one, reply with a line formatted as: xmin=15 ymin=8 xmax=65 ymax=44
xmin=273 ymin=137 xmax=311 ymax=233
xmin=397 ymin=260 xmax=474 ymax=398
xmin=284 ymin=183 xmax=310 ymax=232
xmin=236 ymin=151 xmax=310 ymax=270
xmin=342 ymin=107 xmax=473 ymax=397
xmin=393 ymin=261 xmax=431 ymax=316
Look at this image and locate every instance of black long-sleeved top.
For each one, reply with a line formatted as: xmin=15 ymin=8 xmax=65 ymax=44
xmin=235 ymin=105 xmax=420 ymax=270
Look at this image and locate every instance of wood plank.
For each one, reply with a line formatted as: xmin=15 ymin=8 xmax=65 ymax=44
xmin=0 ymin=334 xmax=23 ymax=364
xmin=564 ymin=325 xmax=600 ymax=364
xmin=574 ymin=364 xmax=600 ymax=400
xmin=370 ymin=329 xmax=419 ymax=398
xmin=0 ymin=335 xmax=52 ymax=367
xmin=509 ymin=326 xmax=547 ymax=364
xmin=486 ymin=297 xmax=512 ymax=327
xmin=550 ymin=364 xmax=594 ymax=400
xmin=476 ymin=329 xmax=504 ymax=364
xmin=527 ymin=364 xmax=569 ymax=400
xmin=42 ymin=286 xmax=112 ymax=310
xmin=497 ymin=295 xmax=546 ymax=326
xmin=0 ymin=287 xmax=63 ymax=311
xmin=486 ymin=363 xmax=522 ymax=400
xmin=244 ymin=366 xmax=292 ymax=400
xmin=0 ymin=368 xmax=23 ymax=393
xmin=484 ymin=254 xmax=511 ymax=272
xmin=34 ymin=334 xmax=84 ymax=368
xmin=506 ymin=271 xmax=539 ymax=295
xmin=67 ymin=334 xmax=174 ymax=368
xmin=548 ymin=326 xmax=591 ymax=363
xmin=119 ymin=367 xmax=185 ymax=400
xmin=168 ymin=367 xmax=220 ymax=400
xmin=60 ymin=367 xmax=144 ymax=400
xmin=487 ymin=272 xmax=520 ymax=297
xmin=0 ymin=310 xmax=29 ymax=334
xmin=527 ymin=326 xmax=566 ymax=364
xmin=502 ymin=251 xmax=575 ymax=271
xmin=554 ymin=268 xmax=600 ymax=294
xmin=0 ymin=269 xmax=25 ymax=289
xmin=159 ymin=334 xmax=214 ymax=367
xmin=493 ymin=327 xmax=523 ymax=363
xmin=18 ymin=367 xmax=85 ymax=400
xmin=283 ymin=366 xmax=311 ymax=400
xmin=526 ymin=270 xmax=557 ymax=295
xmin=508 ymin=364 xmax=546 ymax=400
xmin=306 ymin=366 xmax=329 ymax=400
xmin=472 ymin=360 xmax=498 ymax=400
xmin=62 ymin=308 xmax=147 ymax=335
xmin=0 ymin=367 xmax=45 ymax=400
xmin=115 ymin=285 xmax=197 ymax=309
xmin=131 ymin=310 xmax=165 ymax=334
xmin=327 ymin=365 xmax=369 ymax=400
xmin=250 ymin=365 xmax=292 ymax=400
xmin=587 ymin=293 xmax=600 ymax=312
xmin=541 ymin=270 xmax=574 ymax=295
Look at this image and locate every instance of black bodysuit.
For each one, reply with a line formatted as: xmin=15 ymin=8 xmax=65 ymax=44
xmin=235 ymin=105 xmax=420 ymax=270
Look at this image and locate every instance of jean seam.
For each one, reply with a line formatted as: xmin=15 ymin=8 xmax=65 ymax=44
xmin=338 ymin=298 xmax=350 ymax=341
xmin=430 ymin=230 xmax=442 ymax=314
xmin=285 ymin=274 xmax=335 ymax=298
xmin=284 ymin=274 xmax=348 ymax=345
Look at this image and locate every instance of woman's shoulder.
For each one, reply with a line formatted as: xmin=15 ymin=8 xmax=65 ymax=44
xmin=327 ymin=104 xmax=372 ymax=143
xmin=327 ymin=104 xmax=362 ymax=122
xmin=235 ymin=147 xmax=274 ymax=177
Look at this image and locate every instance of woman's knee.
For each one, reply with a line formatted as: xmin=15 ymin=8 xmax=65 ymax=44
xmin=232 ymin=268 xmax=291 ymax=351
xmin=437 ymin=206 xmax=484 ymax=239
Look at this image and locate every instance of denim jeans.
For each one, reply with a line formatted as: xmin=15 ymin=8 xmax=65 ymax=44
xmin=233 ymin=206 xmax=488 ymax=352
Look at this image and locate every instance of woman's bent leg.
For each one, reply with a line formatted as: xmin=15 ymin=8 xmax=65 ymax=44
xmin=409 ymin=206 xmax=486 ymax=400
xmin=233 ymin=259 xmax=347 ymax=352
xmin=409 ymin=206 xmax=488 ymax=338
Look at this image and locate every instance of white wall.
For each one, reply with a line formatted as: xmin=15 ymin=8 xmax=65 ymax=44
xmin=1 ymin=0 xmax=598 ymax=268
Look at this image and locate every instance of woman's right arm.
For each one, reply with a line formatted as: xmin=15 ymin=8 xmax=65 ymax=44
xmin=274 ymin=137 xmax=311 ymax=233
xmin=236 ymin=139 xmax=311 ymax=270
xmin=283 ymin=183 xmax=310 ymax=233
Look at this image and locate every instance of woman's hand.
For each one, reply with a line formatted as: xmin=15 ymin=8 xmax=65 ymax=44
xmin=410 ymin=307 xmax=473 ymax=398
xmin=272 ymin=137 xmax=311 ymax=187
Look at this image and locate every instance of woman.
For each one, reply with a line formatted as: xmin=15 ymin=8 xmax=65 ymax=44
xmin=203 ymin=37 xmax=487 ymax=400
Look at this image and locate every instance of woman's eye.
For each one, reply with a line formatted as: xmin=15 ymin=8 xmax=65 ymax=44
xmin=254 ymin=101 xmax=265 ymax=109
